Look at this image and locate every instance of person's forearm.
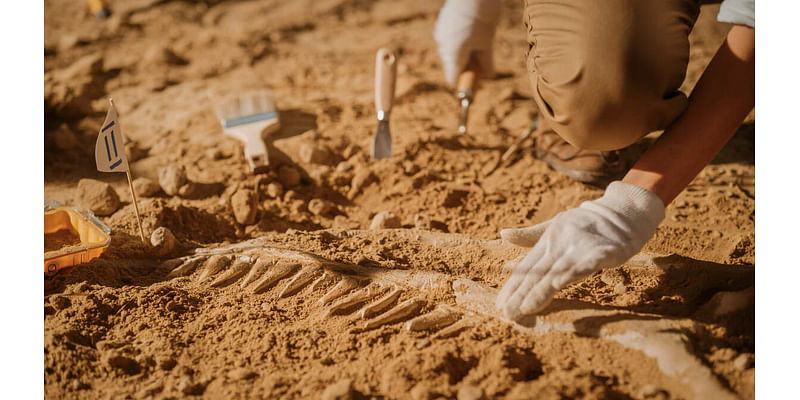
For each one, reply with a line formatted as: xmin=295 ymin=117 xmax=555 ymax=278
xmin=623 ymin=25 xmax=755 ymax=205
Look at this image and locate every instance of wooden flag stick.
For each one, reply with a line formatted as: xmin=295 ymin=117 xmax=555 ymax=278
xmin=126 ymin=170 xmax=146 ymax=244
xmin=109 ymin=98 xmax=146 ymax=244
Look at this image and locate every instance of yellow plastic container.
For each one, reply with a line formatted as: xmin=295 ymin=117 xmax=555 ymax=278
xmin=44 ymin=202 xmax=111 ymax=276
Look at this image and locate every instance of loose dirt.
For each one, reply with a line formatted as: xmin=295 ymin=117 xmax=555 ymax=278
xmin=45 ymin=1 xmax=754 ymax=399
xmin=45 ymin=229 xmax=82 ymax=253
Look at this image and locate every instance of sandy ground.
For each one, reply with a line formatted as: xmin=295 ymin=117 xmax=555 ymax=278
xmin=44 ymin=0 xmax=754 ymax=398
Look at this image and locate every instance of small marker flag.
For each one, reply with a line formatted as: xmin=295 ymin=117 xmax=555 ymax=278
xmin=94 ymin=99 xmax=146 ymax=244
xmin=95 ymin=101 xmax=129 ymax=173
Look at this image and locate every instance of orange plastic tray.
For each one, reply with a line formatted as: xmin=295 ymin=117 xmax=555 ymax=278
xmin=44 ymin=203 xmax=111 ymax=276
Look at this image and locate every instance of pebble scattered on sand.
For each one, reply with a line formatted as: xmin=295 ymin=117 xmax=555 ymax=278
xmin=308 ymin=199 xmax=332 ymax=216
xmin=78 ymin=178 xmax=120 ymax=216
xmin=733 ymin=353 xmax=754 ymax=371
xmin=158 ymin=165 xmax=188 ymax=196
xmin=177 ymin=181 xmax=197 ymax=198
xmin=457 ymin=384 xmax=487 ymax=400
xmin=231 ymin=189 xmax=258 ymax=225
xmin=227 ymin=368 xmax=257 ymax=381
xmin=133 ymin=177 xmax=161 ymax=197
xmin=321 ymin=379 xmax=354 ymax=400
xmin=370 ymin=211 xmax=401 ymax=230
xmin=151 ymin=227 xmax=179 ymax=257
xmin=266 ymin=182 xmax=284 ymax=199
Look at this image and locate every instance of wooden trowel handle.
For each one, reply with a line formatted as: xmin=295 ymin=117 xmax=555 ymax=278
xmin=457 ymin=53 xmax=481 ymax=93
xmin=375 ymin=48 xmax=397 ymax=117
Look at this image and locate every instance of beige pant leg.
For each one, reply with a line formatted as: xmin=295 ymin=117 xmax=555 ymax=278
xmin=524 ymin=0 xmax=700 ymax=151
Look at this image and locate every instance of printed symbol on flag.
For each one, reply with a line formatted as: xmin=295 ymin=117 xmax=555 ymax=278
xmin=95 ymin=100 xmax=129 ymax=173
xmin=101 ymin=120 xmax=124 ymax=170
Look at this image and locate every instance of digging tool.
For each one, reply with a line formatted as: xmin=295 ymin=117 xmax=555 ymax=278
xmin=372 ymin=48 xmax=397 ymax=159
xmin=456 ymin=53 xmax=481 ymax=134
xmin=501 ymin=118 xmax=539 ymax=163
xmin=210 ymin=90 xmax=281 ymax=174
xmin=482 ymin=118 xmax=539 ymax=178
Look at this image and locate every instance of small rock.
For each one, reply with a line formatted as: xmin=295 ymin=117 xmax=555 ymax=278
xmin=105 ymin=354 xmax=141 ymax=375
xmin=231 ymin=189 xmax=258 ymax=225
xmin=70 ymin=379 xmax=82 ymax=391
xmin=138 ymin=381 xmax=163 ymax=397
xmin=53 ymin=125 xmax=78 ymax=150
xmin=638 ymin=384 xmax=667 ymax=399
xmin=150 ymin=227 xmax=179 ymax=257
xmin=457 ymin=384 xmax=487 ymax=400
xmin=135 ymin=354 xmax=155 ymax=368
xmin=733 ymin=353 xmax=754 ymax=371
xmin=410 ymin=384 xmax=433 ymax=400
xmin=50 ymin=295 xmax=71 ymax=310
xmin=336 ymin=161 xmax=352 ymax=173
xmin=78 ymin=178 xmax=120 ymax=216
xmin=227 ymin=368 xmax=257 ymax=380
xmin=178 ymin=182 xmax=197 ymax=198
xmin=370 ymin=211 xmax=401 ymax=230
xmin=284 ymin=190 xmax=302 ymax=202
xmin=133 ymin=177 xmax=160 ymax=197
xmin=277 ymin=165 xmax=301 ymax=188
xmin=413 ymin=214 xmax=431 ymax=230
xmin=321 ymin=379 xmax=354 ymax=400
xmin=308 ymin=199 xmax=332 ymax=216
xmin=415 ymin=339 xmax=431 ymax=349
xmin=158 ymin=165 xmax=188 ymax=196
xmin=266 ymin=182 xmax=284 ymax=199
xmin=157 ymin=357 xmax=177 ymax=371
xmin=613 ymin=282 xmax=627 ymax=295
xmin=95 ymin=340 xmax=126 ymax=351
xmin=300 ymin=144 xmax=335 ymax=165
xmin=177 ymin=376 xmax=200 ymax=395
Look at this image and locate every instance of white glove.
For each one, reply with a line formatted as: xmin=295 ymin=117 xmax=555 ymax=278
xmin=496 ymin=182 xmax=665 ymax=320
xmin=433 ymin=0 xmax=501 ymax=85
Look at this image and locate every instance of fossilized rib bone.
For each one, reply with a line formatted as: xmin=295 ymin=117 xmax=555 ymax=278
xmin=158 ymin=231 xmax=744 ymax=400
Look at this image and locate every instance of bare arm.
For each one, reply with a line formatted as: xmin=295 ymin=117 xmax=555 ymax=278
xmin=623 ymin=25 xmax=755 ymax=205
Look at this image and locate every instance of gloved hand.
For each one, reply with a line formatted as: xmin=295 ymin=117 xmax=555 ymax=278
xmin=496 ymin=182 xmax=665 ymax=320
xmin=433 ymin=0 xmax=500 ymax=85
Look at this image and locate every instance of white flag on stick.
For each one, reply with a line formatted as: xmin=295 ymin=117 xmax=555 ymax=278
xmin=95 ymin=99 xmax=146 ymax=244
xmin=95 ymin=101 xmax=130 ymax=173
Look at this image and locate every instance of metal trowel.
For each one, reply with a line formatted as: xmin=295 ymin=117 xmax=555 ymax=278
xmin=457 ymin=53 xmax=481 ymax=135
xmin=210 ymin=90 xmax=280 ymax=173
xmin=372 ymin=48 xmax=397 ymax=159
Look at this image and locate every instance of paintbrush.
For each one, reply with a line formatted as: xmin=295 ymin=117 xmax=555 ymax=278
xmin=210 ymin=90 xmax=280 ymax=173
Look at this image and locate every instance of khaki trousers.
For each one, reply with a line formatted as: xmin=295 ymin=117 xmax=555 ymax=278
xmin=524 ymin=0 xmax=701 ymax=150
